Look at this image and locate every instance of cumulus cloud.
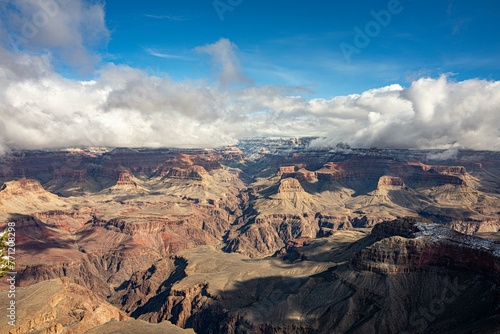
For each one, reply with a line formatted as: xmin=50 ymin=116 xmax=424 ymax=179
xmin=0 ymin=0 xmax=109 ymax=70
xmin=195 ymin=38 xmax=251 ymax=86
xmin=309 ymin=76 xmax=500 ymax=150
xmin=1 ymin=49 xmax=498 ymax=153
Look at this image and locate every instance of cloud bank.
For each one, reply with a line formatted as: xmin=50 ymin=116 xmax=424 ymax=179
xmin=0 ymin=2 xmax=498 ymax=153
xmin=0 ymin=0 xmax=109 ymax=70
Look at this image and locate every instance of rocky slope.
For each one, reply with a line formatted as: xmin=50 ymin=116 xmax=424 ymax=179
xmin=0 ymin=278 xmax=128 ymax=334
xmin=112 ymin=219 xmax=500 ymax=334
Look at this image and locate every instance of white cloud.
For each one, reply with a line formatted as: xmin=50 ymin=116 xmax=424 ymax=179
xmin=309 ymin=76 xmax=500 ymax=150
xmin=0 ymin=2 xmax=498 ymax=153
xmin=0 ymin=0 xmax=110 ymax=71
xmin=426 ymin=148 xmax=460 ymax=161
xmin=195 ymin=38 xmax=251 ymax=86
xmin=1 ymin=51 xmax=498 ymax=153
xmin=144 ymin=48 xmax=190 ymax=60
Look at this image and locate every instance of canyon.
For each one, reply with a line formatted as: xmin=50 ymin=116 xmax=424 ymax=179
xmin=0 ymin=138 xmax=499 ymax=333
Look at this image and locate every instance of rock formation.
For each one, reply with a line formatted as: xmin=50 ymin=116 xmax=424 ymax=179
xmin=0 ymin=278 xmax=128 ymax=334
xmin=0 ymin=143 xmax=498 ymax=332
xmin=277 ymin=177 xmax=305 ymax=193
xmin=377 ymin=175 xmax=404 ymax=188
xmin=113 ymin=220 xmax=500 ymax=334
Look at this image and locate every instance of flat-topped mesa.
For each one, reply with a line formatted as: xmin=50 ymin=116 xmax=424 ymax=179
xmin=434 ymin=165 xmax=467 ymax=174
xmin=410 ymin=162 xmax=467 ymax=175
xmin=163 ymin=152 xmax=221 ymax=172
xmin=377 ymin=176 xmax=404 ymax=189
xmin=167 ymin=153 xmax=194 ymax=166
xmin=352 ymin=219 xmax=500 ymax=283
xmin=166 ymin=165 xmax=208 ymax=181
xmin=277 ymin=178 xmax=305 ymax=193
xmin=316 ymin=162 xmax=357 ymax=181
xmin=0 ymin=178 xmax=47 ymax=198
xmin=278 ymin=165 xmax=296 ymax=175
xmin=278 ymin=164 xmax=317 ymax=182
xmin=405 ymin=162 xmax=467 ymax=186
xmin=295 ymin=168 xmax=318 ymax=182
xmin=115 ymin=170 xmax=137 ymax=187
xmin=218 ymin=145 xmax=245 ymax=162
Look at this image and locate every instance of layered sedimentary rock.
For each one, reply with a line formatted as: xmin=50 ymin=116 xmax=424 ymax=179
xmin=165 ymin=166 xmax=209 ymax=180
xmin=277 ymin=177 xmax=304 ymax=193
xmin=0 ymin=144 xmax=498 ymax=332
xmin=352 ymin=218 xmax=500 ymax=283
xmin=115 ymin=221 xmax=500 ymax=334
xmin=115 ymin=170 xmax=137 ymax=186
xmin=447 ymin=219 xmax=500 ymax=234
xmin=0 ymin=179 xmax=46 ymax=198
xmin=0 ymin=278 xmax=128 ymax=334
xmin=0 ymin=158 xmax=244 ymax=294
xmin=377 ymin=176 xmax=404 ymax=188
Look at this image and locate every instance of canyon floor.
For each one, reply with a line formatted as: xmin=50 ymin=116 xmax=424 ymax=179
xmin=0 ymin=138 xmax=499 ymax=333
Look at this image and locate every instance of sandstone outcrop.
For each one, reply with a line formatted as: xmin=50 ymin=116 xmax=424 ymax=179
xmin=377 ymin=176 xmax=404 ymax=188
xmin=115 ymin=226 xmax=500 ymax=334
xmin=277 ymin=177 xmax=304 ymax=193
xmin=0 ymin=278 xmax=128 ymax=334
xmin=351 ymin=218 xmax=500 ymax=283
xmin=165 ymin=165 xmax=209 ymax=180
xmin=0 ymin=179 xmax=47 ymax=198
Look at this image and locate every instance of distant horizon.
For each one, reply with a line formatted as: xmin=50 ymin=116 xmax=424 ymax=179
xmin=1 ymin=138 xmax=498 ymax=155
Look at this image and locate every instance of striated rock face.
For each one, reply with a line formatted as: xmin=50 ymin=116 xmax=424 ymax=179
xmin=421 ymin=164 xmax=467 ymax=175
xmin=0 ymin=179 xmax=46 ymax=198
xmin=277 ymin=178 xmax=304 ymax=193
xmin=295 ymin=168 xmax=317 ymax=182
xmin=0 ymin=278 xmax=128 ymax=334
xmin=447 ymin=219 xmax=500 ymax=235
xmin=224 ymin=213 xmax=316 ymax=257
xmin=316 ymin=161 xmax=359 ymax=181
xmin=278 ymin=165 xmax=317 ymax=182
xmin=377 ymin=176 xmax=404 ymax=188
xmin=352 ymin=218 xmax=500 ymax=283
xmin=279 ymin=165 xmax=296 ymax=174
xmin=165 ymin=166 xmax=209 ymax=180
xmin=115 ymin=228 xmax=500 ymax=334
xmin=116 ymin=170 xmax=137 ymax=187
xmin=53 ymin=168 xmax=89 ymax=181
xmin=316 ymin=214 xmax=355 ymax=231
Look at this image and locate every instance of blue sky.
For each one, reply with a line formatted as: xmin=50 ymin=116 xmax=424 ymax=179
xmin=100 ymin=0 xmax=500 ymax=97
xmin=0 ymin=0 xmax=499 ymax=151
